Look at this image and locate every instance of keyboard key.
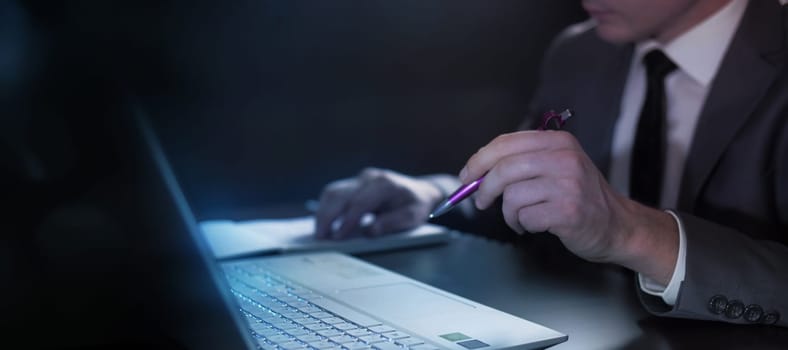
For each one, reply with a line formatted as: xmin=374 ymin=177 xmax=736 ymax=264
xmin=322 ymin=317 xmax=346 ymax=324
xmin=250 ymin=323 xmax=273 ymax=332
xmin=382 ymin=331 xmax=409 ymax=340
xmin=260 ymin=314 xmax=281 ymax=323
xmin=255 ymin=328 xmax=282 ymax=338
xmin=409 ymin=344 xmax=441 ymax=350
xmin=358 ymin=334 xmax=387 ymax=344
xmin=265 ymin=334 xmax=292 ymax=343
xmin=316 ymin=328 xmax=344 ymax=338
xmin=256 ymin=339 xmax=278 ymax=350
xmin=296 ymin=334 xmax=322 ymax=343
xmin=299 ymin=295 xmax=323 ymax=301
xmin=286 ymin=328 xmax=310 ymax=337
xmin=301 ymin=305 xmax=324 ymax=313
xmin=293 ymin=317 xmax=319 ymax=326
xmin=279 ymin=295 xmax=301 ymax=304
xmin=263 ymin=289 xmax=290 ymax=298
xmin=368 ymin=325 xmax=396 ymax=334
xmin=290 ymin=301 xmax=311 ymax=309
xmin=305 ymin=322 xmax=331 ymax=331
xmin=272 ymin=321 xmax=299 ymax=331
xmin=247 ymin=308 xmax=269 ymax=319
xmin=280 ymin=341 xmax=308 ymax=350
xmin=309 ymin=340 xmax=340 ymax=349
xmin=310 ymin=298 xmax=382 ymax=327
xmin=344 ymin=341 xmax=373 ymax=350
xmin=333 ymin=322 xmax=358 ymax=331
xmin=373 ymin=342 xmax=404 ymax=350
xmin=395 ymin=337 xmax=425 ymax=347
xmin=281 ymin=311 xmax=304 ymax=319
xmin=329 ymin=335 xmax=358 ymax=344
xmin=346 ymin=329 xmax=372 ymax=337
xmin=309 ymin=311 xmax=334 ymax=319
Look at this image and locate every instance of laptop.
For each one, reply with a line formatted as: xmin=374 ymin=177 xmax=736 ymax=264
xmin=133 ymin=107 xmax=567 ymax=350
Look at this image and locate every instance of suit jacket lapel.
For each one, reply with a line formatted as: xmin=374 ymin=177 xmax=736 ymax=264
xmin=677 ymin=0 xmax=786 ymax=211
xmin=567 ymin=41 xmax=633 ymax=176
xmin=591 ymin=47 xmax=632 ymax=176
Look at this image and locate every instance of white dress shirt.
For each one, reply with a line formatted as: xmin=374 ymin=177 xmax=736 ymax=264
xmin=607 ymin=0 xmax=749 ymax=305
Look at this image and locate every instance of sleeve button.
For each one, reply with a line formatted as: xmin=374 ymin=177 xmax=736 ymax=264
xmin=743 ymin=304 xmax=764 ymax=323
xmin=708 ymin=295 xmax=728 ymax=315
xmin=762 ymin=311 xmax=781 ymax=325
xmin=724 ymin=300 xmax=745 ymax=319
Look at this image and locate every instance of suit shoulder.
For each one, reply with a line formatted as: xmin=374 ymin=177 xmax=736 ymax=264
xmin=547 ymin=20 xmax=600 ymax=52
xmin=553 ymin=20 xmax=598 ymax=46
xmin=540 ymin=20 xmax=629 ymax=76
xmin=543 ymin=20 xmax=623 ymax=61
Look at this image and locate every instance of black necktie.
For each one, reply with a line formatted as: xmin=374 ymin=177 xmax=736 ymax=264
xmin=630 ymin=50 xmax=677 ymax=207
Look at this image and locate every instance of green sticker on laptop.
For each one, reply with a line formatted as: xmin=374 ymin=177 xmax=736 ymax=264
xmin=440 ymin=332 xmax=471 ymax=342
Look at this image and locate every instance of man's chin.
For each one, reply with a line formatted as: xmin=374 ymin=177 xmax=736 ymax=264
xmin=594 ymin=24 xmax=639 ymax=44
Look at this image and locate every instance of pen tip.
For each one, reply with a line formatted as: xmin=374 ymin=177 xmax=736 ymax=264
xmin=428 ymin=213 xmax=435 ymax=219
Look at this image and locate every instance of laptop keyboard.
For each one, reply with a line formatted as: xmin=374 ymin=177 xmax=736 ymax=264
xmin=224 ymin=263 xmax=442 ymax=350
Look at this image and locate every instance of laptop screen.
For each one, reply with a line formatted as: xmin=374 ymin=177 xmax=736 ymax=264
xmin=128 ymin=105 xmax=255 ymax=349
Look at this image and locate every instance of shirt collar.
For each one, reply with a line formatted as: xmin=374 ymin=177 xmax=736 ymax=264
xmin=634 ymin=0 xmax=748 ymax=86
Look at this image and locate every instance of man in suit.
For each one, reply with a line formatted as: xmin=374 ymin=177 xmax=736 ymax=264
xmin=314 ymin=0 xmax=787 ymax=326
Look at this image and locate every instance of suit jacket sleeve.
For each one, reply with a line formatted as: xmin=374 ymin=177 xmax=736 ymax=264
xmin=637 ymin=2 xmax=788 ymax=327
xmin=638 ymin=97 xmax=788 ymax=326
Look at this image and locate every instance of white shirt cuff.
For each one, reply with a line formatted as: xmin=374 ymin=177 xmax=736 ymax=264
xmin=637 ymin=210 xmax=686 ymax=305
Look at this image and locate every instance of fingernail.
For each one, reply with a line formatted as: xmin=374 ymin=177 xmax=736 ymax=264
xmin=459 ymin=166 xmax=468 ymax=181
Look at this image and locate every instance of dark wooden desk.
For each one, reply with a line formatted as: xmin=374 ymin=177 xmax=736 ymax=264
xmin=353 ymin=232 xmax=788 ymax=350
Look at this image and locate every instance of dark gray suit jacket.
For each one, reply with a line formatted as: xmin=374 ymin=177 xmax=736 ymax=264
xmin=524 ymin=0 xmax=787 ymax=326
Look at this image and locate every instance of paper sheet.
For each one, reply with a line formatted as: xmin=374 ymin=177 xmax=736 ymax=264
xmin=200 ymin=216 xmax=451 ymax=259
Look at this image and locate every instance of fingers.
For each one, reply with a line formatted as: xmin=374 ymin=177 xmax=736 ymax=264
xmin=462 ymin=131 xmax=589 ymax=235
xmin=332 ymin=178 xmax=390 ymax=239
xmin=314 ymin=168 xmax=403 ymax=239
xmin=500 ymin=179 xmax=548 ymax=233
xmin=315 ymin=179 xmax=358 ymax=238
xmin=473 ymin=151 xmax=551 ymax=209
xmin=364 ymin=206 xmax=423 ymax=237
xmin=499 ymin=178 xmax=556 ymax=234
xmin=315 ymin=167 xmax=440 ymax=239
xmin=459 ymin=130 xmax=578 ymax=185
xmin=501 ymin=175 xmax=589 ymax=235
xmin=465 ymin=132 xmax=582 ymax=209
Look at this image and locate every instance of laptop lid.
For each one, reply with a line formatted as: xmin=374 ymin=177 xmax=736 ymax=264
xmin=130 ymin=105 xmax=256 ymax=349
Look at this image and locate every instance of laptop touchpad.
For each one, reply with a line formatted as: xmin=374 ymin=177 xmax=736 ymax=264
xmin=336 ymin=283 xmax=475 ymax=320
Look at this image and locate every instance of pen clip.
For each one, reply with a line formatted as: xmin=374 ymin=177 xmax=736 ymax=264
xmin=539 ymin=109 xmax=573 ymax=130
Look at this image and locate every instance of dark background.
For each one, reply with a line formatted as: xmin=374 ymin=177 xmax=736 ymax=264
xmin=2 ymin=0 xmax=587 ymax=220
xmin=140 ymin=1 xmax=588 ymax=218
xmin=7 ymin=3 xmax=788 ymax=349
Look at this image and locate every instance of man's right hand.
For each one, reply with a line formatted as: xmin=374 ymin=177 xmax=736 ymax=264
xmin=314 ymin=167 xmax=443 ymax=240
